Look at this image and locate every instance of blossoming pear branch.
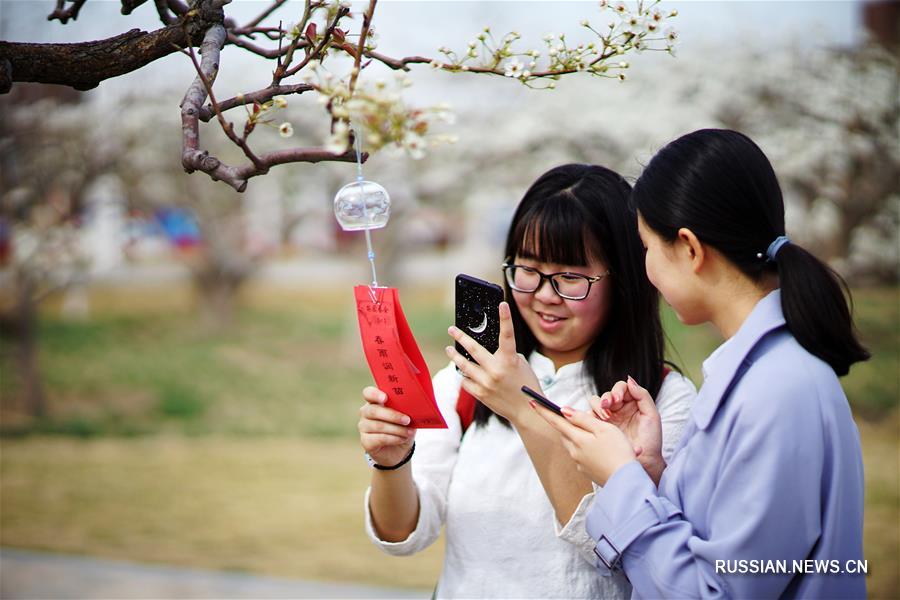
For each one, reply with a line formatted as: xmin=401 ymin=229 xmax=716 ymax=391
xmin=2 ymin=0 xmax=678 ymax=191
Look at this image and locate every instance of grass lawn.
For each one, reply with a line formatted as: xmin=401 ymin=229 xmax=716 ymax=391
xmin=1 ymin=285 xmax=897 ymax=596
xmin=0 ymin=436 xmax=443 ymax=590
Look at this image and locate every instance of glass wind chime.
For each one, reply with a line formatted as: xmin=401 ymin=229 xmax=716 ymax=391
xmin=333 ymin=127 xmax=390 ymax=296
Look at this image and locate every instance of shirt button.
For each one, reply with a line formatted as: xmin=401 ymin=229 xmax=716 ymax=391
xmin=540 ymin=375 xmax=555 ymax=389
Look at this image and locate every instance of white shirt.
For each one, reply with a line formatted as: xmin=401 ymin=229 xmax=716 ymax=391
xmin=364 ymin=352 xmax=696 ymax=599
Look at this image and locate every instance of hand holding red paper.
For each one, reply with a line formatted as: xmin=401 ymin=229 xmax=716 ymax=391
xmin=445 ymin=301 xmax=542 ymax=422
xmin=355 ymin=286 xmax=446 ymax=429
xmin=358 ymin=386 xmax=416 ymax=468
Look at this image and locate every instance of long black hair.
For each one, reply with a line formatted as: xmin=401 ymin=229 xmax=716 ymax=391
xmin=473 ymin=164 xmax=667 ymax=427
xmin=632 ymin=128 xmax=869 ymax=376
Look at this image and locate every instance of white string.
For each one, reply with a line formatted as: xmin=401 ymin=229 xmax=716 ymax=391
xmin=353 ymin=126 xmax=379 ymax=290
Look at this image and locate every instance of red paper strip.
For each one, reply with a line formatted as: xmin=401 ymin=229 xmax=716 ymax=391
xmin=355 ymin=286 xmax=447 ymax=429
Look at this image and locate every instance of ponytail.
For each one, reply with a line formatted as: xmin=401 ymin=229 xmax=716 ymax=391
xmin=775 ymin=243 xmax=870 ymax=376
xmin=633 ymin=128 xmax=870 ymax=376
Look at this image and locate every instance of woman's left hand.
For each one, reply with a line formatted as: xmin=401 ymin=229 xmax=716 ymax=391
xmin=531 ymin=402 xmax=637 ymax=486
xmin=446 ymin=302 xmax=541 ymax=423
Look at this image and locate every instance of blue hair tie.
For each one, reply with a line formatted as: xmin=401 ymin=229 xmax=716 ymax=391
xmin=765 ymin=235 xmax=790 ymax=262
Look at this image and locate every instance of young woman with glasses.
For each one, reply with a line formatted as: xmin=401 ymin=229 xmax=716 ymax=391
xmin=357 ymin=164 xmax=696 ymax=598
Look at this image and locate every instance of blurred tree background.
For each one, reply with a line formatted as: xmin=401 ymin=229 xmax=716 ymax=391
xmin=1 ymin=1 xmax=898 ymax=598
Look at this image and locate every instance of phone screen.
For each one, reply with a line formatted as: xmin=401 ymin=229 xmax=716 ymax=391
xmin=455 ymin=274 xmax=504 ymax=364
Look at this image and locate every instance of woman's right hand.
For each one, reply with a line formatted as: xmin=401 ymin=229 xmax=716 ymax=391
xmin=358 ymin=386 xmax=417 ymax=468
xmin=590 ymin=376 xmax=666 ymax=485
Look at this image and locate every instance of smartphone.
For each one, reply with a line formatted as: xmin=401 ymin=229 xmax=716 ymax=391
xmin=521 ymin=385 xmax=564 ymax=417
xmin=455 ymin=274 xmax=504 ymax=364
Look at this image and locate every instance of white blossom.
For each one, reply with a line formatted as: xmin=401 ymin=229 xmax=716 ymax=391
xmin=325 ymin=120 xmax=350 ymax=154
xmin=404 ymin=133 xmax=426 ymax=160
xmin=279 ymin=122 xmax=294 ymax=137
xmin=625 ymin=15 xmax=646 ymax=35
xmin=504 ymin=59 xmax=525 ymax=78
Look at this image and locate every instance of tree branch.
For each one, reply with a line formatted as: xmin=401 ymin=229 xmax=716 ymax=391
xmin=234 ymin=0 xmax=289 ymax=34
xmin=153 ymin=0 xmax=178 ymax=25
xmin=363 ymin=50 xmax=429 ymax=71
xmin=0 ymin=24 xmax=211 ymax=92
xmin=198 ymin=83 xmax=312 ymax=121
xmin=181 ymin=34 xmax=266 ymax=171
xmin=348 ymin=0 xmax=376 ymax=94
xmin=227 ymin=31 xmax=304 ymax=59
xmin=234 ymin=26 xmax=286 ymax=41
xmin=232 ymin=146 xmax=366 ymax=181
xmin=167 ymin=0 xmax=190 ymax=16
xmin=47 ymin=0 xmax=88 ymax=24
xmin=282 ymin=5 xmax=349 ymax=79
xmin=120 ymin=0 xmax=150 ymax=16
xmin=180 ymin=25 xmax=365 ymax=192
xmin=361 ymin=49 xmax=581 ymax=80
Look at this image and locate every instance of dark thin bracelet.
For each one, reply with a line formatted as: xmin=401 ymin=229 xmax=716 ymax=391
xmin=366 ymin=442 xmax=416 ymax=471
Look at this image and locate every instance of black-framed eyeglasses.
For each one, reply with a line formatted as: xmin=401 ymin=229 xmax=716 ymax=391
xmin=501 ymin=263 xmax=611 ymax=301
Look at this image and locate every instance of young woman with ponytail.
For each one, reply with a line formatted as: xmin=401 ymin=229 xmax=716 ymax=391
xmin=535 ymin=129 xmax=869 ymax=598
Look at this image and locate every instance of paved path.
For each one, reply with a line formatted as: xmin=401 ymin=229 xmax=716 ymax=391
xmin=0 ymin=548 xmax=428 ymax=599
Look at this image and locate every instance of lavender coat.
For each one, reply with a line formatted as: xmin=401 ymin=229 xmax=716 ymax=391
xmin=586 ymin=290 xmax=866 ymax=599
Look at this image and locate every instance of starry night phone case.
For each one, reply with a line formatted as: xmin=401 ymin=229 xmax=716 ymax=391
xmin=455 ymin=274 xmax=504 ymax=364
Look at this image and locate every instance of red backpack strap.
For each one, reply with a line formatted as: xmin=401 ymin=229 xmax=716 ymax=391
xmin=456 ymin=388 xmax=477 ymax=435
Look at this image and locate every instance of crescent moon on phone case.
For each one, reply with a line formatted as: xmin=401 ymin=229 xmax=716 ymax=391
xmin=469 ymin=312 xmax=488 ymax=334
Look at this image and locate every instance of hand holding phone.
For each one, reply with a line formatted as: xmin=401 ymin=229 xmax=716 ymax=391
xmin=521 ymin=385 xmax=564 ymax=417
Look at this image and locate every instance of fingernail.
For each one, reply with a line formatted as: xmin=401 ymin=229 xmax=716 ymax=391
xmin=380 ymin=393 xmax=388 ymax=403
xmin=407 ymin=428 xmax=416 ymax=436
xmin=627 ymin=375 xmax=636 ymax=386
xmin=448 ymin=326 xmax=458 ymax=335
xmin=561 ymin=407 xmax=575 ymax=417
xmin=601 ymin=398 xmax=610 ymax=408
xmin=401 ymin=415 xmax=411 ymax=425
xmin=445 ymin=346 xmax=453 ymax=355
xmin=528 ymin=400 xmax=536 ymax=409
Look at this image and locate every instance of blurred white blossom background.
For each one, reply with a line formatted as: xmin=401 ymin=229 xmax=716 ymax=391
xmin=1 ymin=1 xmax=893 ymax=306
